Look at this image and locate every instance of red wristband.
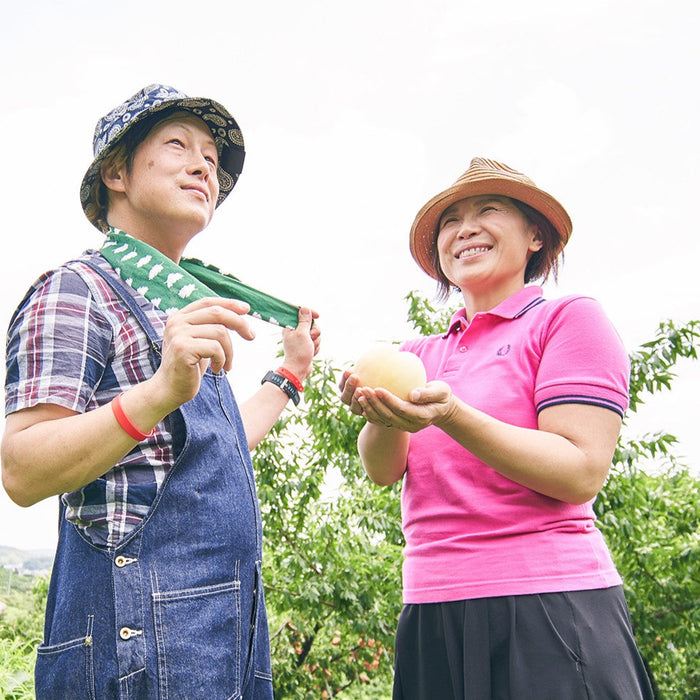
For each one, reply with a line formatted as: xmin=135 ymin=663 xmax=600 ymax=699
xmin=111 ymin=393 xmax=154 ymax=441
xmin=276 ymin=367 xmax=304 ymax=392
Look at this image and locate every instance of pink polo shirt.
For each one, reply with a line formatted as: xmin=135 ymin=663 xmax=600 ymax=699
xmin=399 ymin=286 xmax=629 ymax=604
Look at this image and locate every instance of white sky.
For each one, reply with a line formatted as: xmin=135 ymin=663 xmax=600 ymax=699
xmin=1 ymin=0 xmax=698 ymax=551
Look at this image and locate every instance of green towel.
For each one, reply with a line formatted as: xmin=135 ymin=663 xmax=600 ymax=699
xmin=100 ymin=228 xmax=300 ymax=328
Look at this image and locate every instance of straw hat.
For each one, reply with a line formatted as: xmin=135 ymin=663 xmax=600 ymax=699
xmin=410 ymin=157 xmax=572 ymax=279
xmin=80 ymin=84 xmax=245 ymax=229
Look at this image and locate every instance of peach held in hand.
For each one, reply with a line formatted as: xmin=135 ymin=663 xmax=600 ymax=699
xmin=353 ymin=346 xmax=427 ymax=401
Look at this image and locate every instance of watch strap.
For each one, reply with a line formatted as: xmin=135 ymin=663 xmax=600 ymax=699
xmin=261 ymin=370 xmax=301 ymax=406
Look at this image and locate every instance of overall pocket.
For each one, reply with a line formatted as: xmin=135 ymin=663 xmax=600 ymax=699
xmin=34 ymin=615 xmax=96 ymax=700
xmin=152 ymin=579 xmax=242 ymax=699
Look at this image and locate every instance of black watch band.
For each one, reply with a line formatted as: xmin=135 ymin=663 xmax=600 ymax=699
xmin=261 ymin=370 xmax=300 ymax=406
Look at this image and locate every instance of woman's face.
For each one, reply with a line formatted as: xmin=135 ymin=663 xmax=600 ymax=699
xmin=436 ymin=195 xmax=543 ymax=296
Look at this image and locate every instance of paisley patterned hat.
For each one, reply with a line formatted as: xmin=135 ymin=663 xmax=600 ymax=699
xmin=80 ymin=84 xmax=245 ymax=229
xmin=409 ymin=157 xmax=572 ymax=280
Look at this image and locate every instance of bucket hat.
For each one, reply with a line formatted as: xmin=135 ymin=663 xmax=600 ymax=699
xmin=409 ymin=157 xmax=572 ymax=279
xmin=80 ymin=83 xmax=245 ymax=229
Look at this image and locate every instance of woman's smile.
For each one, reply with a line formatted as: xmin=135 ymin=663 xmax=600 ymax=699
xmin=455 ymin=243 xmax=492 ymax=260
xmin=436 ymin=195 xmax=543 ymax=315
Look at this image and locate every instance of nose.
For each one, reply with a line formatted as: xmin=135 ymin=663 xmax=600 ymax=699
xmin=456 ymin=217 xmax=479 ymax=239
xmin=186 ymin=150 xmax=211 ymax=180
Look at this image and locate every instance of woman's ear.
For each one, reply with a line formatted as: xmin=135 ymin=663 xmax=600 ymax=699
xmin=529 ymin=226 xmax=544 ymax=253
xmin=100 ymin=159 xmax=127 ymax=194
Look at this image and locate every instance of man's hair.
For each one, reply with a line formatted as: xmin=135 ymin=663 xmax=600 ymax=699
xmin=85 ymin=107 xmax=180 ymax=233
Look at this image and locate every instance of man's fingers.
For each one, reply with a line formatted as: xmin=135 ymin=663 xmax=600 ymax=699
xmin=180 ymin=296 xmax=250 ymax=315
xmin=171 ymin=299 xmax=255 ymax=341
xmin=295 ymin=306 xmax=314 ymax=329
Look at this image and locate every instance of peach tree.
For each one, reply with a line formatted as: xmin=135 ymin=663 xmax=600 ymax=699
xmin=255 ymin=294 xmax=699 ymax=699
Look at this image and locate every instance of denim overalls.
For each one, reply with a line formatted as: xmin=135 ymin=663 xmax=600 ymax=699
xmin=34 ymin=259 xmax=273 ymax=699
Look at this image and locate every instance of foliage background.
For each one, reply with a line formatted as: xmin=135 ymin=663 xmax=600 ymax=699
xmin=254 ymin=303 xmax=700 ymax=698
xmin=1 ymin=301 xmax=698 ymax=699
xmin=0 ymin=574 xmax=45 ymax=699
xmin=596 ymin=319 xmax=700 ymax=698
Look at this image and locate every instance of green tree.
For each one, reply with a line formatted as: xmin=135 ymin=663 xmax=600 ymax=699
xmin=2 ymin=302 xmax=697 ymax=699
xmin=596 ymin=320 xmax=700 ymax=699
xmin=255 ymin=360 xmax=403 ymax=698
xmin=258 ymin=296 xmax=699 ymax=699
xmin=0 ymin=576 xmax=47 ymax=699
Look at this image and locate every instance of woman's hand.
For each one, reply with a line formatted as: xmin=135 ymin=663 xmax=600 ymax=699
xmin=339 ymin=371 xmax=454 ymax=486
xmin=341 ymin=367 xmax=619 ymax=502
xmin=340 ymin=370 xmax=455 ymax=433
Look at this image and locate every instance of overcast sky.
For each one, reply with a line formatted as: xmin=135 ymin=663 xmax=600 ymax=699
xmin=1 ymin=0 xmax=698 ymax=551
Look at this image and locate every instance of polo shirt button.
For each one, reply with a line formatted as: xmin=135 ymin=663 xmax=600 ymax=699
xmin=459 ymin=345 xmax=468 ymax=353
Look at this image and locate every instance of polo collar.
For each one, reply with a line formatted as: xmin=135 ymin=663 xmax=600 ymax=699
xmin=443 ymin=286 xmax=545 ymax=336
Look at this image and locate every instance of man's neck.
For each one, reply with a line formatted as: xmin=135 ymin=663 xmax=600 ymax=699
xmin=105 ymin=221 xmax=197 ymax=263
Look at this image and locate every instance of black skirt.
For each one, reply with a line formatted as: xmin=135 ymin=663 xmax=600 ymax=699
xmin=392 ymin=586 xmax=654 ymax=700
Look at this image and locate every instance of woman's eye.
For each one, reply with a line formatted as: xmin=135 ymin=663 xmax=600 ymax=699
xmin=205 ymin=155 xmax=217 ymax=166
xmin=480 ymin=206 xmax=495 ymax=214
xmin=440 ymin=217 xmax=458 ymax=229
xmin=168 ymin=138 xmax=184 ymax=147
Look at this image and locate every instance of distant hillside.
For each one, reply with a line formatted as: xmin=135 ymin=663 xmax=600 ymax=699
xmin=0 ymin=545 xmax=53 ymax=575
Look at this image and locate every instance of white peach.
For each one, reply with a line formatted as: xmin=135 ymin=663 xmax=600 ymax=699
xmin=353 ymin=346 xmax=426 ymax=401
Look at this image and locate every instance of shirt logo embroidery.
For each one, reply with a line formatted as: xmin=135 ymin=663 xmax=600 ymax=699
xmin=497 ymin=344 xmax=511 ymax=356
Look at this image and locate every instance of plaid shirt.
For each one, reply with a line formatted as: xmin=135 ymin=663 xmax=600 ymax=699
xmin=5 ymin=251 xmax=174 ymax=547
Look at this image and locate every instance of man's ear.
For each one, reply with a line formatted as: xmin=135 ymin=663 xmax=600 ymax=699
xmin=100 ymin=160 xmax=127 ymax=193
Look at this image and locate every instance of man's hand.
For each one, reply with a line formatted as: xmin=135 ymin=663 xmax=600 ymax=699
xmin=279 ymin=307 xmax=321 ymax=382
xmin=151 ymin=297 xmax=255 ymax=411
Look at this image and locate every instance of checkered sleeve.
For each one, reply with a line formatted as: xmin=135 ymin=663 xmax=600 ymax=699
xmin=5 ymin=266 xmax=114 ymax=416
xmin=5 ymin=256 xmax=174 ymax=547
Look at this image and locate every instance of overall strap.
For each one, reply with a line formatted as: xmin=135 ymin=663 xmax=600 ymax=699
xmin=81 ymin=256 xmax=163 ymax=350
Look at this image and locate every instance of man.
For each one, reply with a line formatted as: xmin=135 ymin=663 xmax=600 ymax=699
xmin=2 ymin=84 xmax=320 ymax=698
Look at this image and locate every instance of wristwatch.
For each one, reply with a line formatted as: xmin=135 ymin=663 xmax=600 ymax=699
xmin=261 ymin=370 xmax=301 ymax=406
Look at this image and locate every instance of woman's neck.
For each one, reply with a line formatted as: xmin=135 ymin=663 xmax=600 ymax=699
xmin=461 ymin=280 xmax=526 ymax=321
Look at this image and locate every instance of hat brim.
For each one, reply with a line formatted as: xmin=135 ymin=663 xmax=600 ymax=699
xmin=409 ymin=177 xmax=572 ymax=280
xmin=80 ymin=96 xmax=245 ymax=224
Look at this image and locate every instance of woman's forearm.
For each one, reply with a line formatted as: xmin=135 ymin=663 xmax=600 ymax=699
xmin=358 ymin=422 xmax=410 ymax=486
xmin=434 ymin=398 xmax=620 ymax=504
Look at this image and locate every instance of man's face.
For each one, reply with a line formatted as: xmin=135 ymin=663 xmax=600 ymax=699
xmin=114 ymin=113 xmax=220 ymax=246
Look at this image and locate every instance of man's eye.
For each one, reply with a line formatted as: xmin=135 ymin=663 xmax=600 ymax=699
xmin=480 ymin=206 xmax=495 ymax=214
xmin=440 ymin=217 xmax=458 ymax=229
xmin=205 ymin=155 xmax=217 ymax=166
xmin=168 ymin=138 xmax=184 ymax=147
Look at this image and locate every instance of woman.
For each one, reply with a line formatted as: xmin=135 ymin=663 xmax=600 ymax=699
xmin=340 ymin=158 xmax=653 ymax=699
xmin=3 ymin=84 xmax=320 ymax=699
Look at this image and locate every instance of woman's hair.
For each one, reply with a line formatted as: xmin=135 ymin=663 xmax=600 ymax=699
xmin=431 ymin=196 xmax=564 ymax=301
xmin=85 ymin=107 xmax=181 ymax=233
